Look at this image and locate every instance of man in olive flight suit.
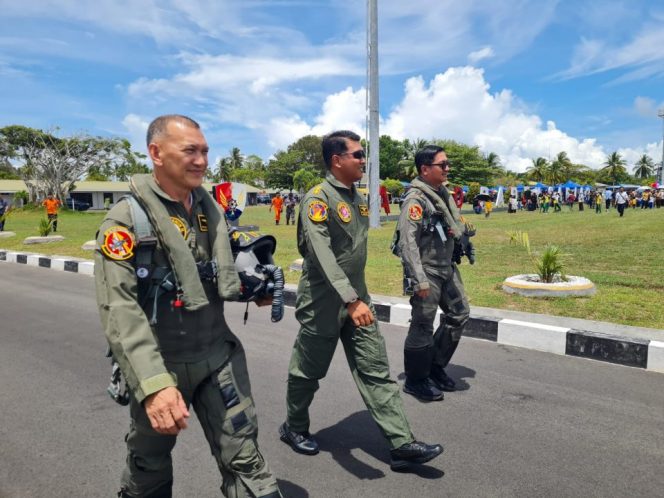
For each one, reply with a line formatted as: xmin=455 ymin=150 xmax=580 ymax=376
xmin=396 ymin=145 xmax=472 ymax=402
xmin=279 ymin=130 xmax=443 ymax=471
xmin=95 ymin=115 xmax=281 ymax=498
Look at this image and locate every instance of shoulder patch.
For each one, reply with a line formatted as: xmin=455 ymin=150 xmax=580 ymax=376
xmin=101 ymin=226 xmax=135 ymax=261
xmin=307 ymin=200 xmax=328 ymax=222
xmin=359 ymin=204 xmax=369 ymax=216
xmin=170 ymin=216 xmax=188 ymax=238
xmin=337 ymin=202 xmax=352 ymax=223
xmin=312 ymin=185 xmax=323 ymax=195
xmin=408 ymin=204 xmax=423 ymax=221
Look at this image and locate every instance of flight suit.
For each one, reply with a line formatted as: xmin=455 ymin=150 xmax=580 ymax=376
xmin=95 ymin=179 xmax=280 ymax=498
xmin=286 ymin=172 xmax=413 ymax=450
xmin=397 ymin=184 xmax=470 ymax=382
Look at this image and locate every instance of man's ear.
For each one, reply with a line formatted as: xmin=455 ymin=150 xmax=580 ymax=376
xmin=148 ymin=142 xmax=162 ymax=167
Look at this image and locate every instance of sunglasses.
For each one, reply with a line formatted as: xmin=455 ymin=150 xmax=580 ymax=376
xmin=337 ymin=149 xmax=366 ymax=160
xmin=428 ymin=160 xmax=450 ymax=169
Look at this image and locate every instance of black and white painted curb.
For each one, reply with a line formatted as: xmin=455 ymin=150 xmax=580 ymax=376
xmin=2 ymin=248 xmax=663 ymax=374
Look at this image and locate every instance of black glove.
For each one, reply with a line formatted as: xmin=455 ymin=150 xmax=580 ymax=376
xmin=453 ymin=242 xmax=463 ymax=265
xmin=464 ymin=239 xmax=475 ymax=265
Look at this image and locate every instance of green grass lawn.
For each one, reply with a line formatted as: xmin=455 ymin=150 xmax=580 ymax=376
xmin=2 ymin=203 xmax=663 ymax=328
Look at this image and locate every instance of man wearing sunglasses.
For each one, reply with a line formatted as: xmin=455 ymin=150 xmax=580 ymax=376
xmin=279 ymin=130 xmax=443 ymax=471
xmin=394 ymin=145 xmax=471 ymax=402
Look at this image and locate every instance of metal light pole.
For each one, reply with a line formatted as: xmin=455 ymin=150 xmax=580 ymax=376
xmin=367 ymin=0 xmax=380 ymax=228
xmin=658 ymin=108 xmax=664 ymax=186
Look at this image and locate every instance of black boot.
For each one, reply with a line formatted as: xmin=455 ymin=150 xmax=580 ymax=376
xmin=403 ymin=347 xmax=443 ymax=401
xmin=279 ymin=422 xmax=319 ymax=455
xmin=430 ymin=366 xmax=456 ymax=392
xmin=390 ymin=441 xmax=444 ymax=471
xmin=403 ymin=378 xmax=443 ymax=401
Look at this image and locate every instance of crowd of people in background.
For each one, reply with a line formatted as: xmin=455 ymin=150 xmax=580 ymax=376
xmin=501 ymin=187 xmax=664 ymax=217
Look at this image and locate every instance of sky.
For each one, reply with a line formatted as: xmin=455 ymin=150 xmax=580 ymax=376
xmin=1 ymin=0 xmax=663 ymax=173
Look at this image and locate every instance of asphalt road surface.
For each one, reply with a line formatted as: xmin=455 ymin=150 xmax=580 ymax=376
xmin=1 ymin=263 xmax=663 ymax=498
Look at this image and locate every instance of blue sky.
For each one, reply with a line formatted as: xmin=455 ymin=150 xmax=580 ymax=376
xmin=1 ymin=0 xmax=663 ymax=172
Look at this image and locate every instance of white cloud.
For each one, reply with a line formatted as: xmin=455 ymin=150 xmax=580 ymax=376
xmin=256 ymin=66 xmax=633 ymax=172
xmin=263 ymin=87 xmax=366 ymax=149
xmin=556 ymin=23 xmax=664 ymax=83
xmin=122 ymin=114 xmax=150 ymax=154
xmin=634 ymin=96 xmax=657 ymax=118
xmin=468 ymin=46 xmax=494 ymax=64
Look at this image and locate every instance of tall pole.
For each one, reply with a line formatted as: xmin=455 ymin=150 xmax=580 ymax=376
xmin=658 ymin=109 xmax=664 ymax=186
xmin=367 ymin=0 xmax=380 ymax=228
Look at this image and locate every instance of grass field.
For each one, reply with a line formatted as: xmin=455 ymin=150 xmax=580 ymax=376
xmin=2 ymin=203 xmax=663 ymax=329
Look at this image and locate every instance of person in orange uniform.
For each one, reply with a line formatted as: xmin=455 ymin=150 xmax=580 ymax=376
xmin=43 ymin=194 xmax=62 ymax=232
xmin=270 ymin=193 xmax=283 ymax=225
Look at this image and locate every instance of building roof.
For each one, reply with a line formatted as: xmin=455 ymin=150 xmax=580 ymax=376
xmin=0 ymin=179 xmax=266 ymax=194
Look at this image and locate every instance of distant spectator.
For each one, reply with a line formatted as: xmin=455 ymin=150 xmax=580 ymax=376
xmin=0 ymin=197 xmax=9 ymax=231
xmin=615 ymin=187 xmax=629 ymax=217
xmin=284 ymin=192 xmax=297 ymax=225
xmin=604 ymin=189 xmax=613 ymax=211
xmin=270 ymin=192 xmax=283 ymax=225
xmin=42 ymin=194 xmax=61 ymax=232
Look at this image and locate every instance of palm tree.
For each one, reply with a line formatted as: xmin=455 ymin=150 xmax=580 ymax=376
xmin=601 ymin=151 xmax=628 ymax=185
xmin=228 ymin=147 xmax=244 ymax=169
xmin=548 ymin=151 xmax=572 ymax=184
xmin=633 ymin=154 xmax=654 ymax=179
xmin=486 ymin=152 xmax=501 ymax=168
xmin=216 ymin=157 xmax=232 ymax=182
xmin=526 ymin=157 xmax=548 ymax=182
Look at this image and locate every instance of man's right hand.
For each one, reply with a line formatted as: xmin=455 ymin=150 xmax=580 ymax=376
xmin=144 ymin=386 xmax=190 ymax=435
xmin=347 ymin=300 xmax=374 ymax=327
xmin=416 ymin=288 xmax=430 ymax=298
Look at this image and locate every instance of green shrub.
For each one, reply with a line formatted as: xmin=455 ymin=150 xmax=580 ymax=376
xmin=507 ymin=230 xmax=566 ymax=283
xmin=38 ymin=218 xmax=53 ymax=237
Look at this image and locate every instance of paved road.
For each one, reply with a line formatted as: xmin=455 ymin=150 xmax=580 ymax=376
xmin=1 ymin=263 xmax=663 ymax=498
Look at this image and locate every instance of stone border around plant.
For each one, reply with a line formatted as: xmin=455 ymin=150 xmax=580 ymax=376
xmin=1 ymin=248 xmax=662 ymax=374
xmin=503 ymin=274 xmax=596 ymax=297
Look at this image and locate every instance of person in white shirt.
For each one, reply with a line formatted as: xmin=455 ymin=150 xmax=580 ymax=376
xmin=615 ymin=187 xmax=629 ymax=217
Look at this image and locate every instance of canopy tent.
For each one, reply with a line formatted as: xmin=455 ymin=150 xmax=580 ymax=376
xmin=561 ymin=180 xmax=579 ymax=189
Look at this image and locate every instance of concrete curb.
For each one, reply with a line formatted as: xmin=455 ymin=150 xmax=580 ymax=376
xmin=2 ymin=248 xmax=662 ymax=374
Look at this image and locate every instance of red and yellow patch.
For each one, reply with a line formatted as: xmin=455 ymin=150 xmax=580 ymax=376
xmin=337 ymin=202 xmax=352 ymax=223
xmin=170 ymin=216 xmax=188 ymax=238
xmin=307 ymin=200 xmax=328 ymax=222
xmin=101 ymin=226 xmax=135 ymax=261
xmin=359 ymin=204 xmax=369 ymax=216
xmin=408 ymin=204 xmax=423 ymax=221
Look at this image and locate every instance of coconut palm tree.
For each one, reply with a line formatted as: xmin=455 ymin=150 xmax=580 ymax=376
xmin=526 ymin=157 xmax=548 ymax=182
xmin=633 ymin=154 xmax=654 ymax=179
xmin=600 ymin=151 xmax=628 ymax=185
xmin=548 ymin=151 xmax=572 ymax=184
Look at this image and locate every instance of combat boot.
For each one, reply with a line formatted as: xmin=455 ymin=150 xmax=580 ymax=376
xmin=279 ymin=422 xmax=319 ymax=455
xmin=390 ymin=441 xmax=443 ymax=471
xmin=403 ymin=378 xmax=444 ymax=402
xmin=430 ymin=366 xmax=456 ymax=392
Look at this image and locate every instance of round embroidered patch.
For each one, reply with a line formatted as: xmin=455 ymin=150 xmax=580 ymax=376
xmin=307 ymin=200 xmax=328 ymax=222
xmin=170 ymin=216 xmax=188 ymax=238
xmin=337 ymin=202 xmax=352 ymax=223
xmin=101 ymin=226 xmax=135 ymax=261
xmin=408 ymin=204 xmax=423 ymax=221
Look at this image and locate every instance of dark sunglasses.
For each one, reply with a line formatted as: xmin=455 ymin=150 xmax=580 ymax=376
xmin=338 ymin=149 xmax=366 ymax=160
xmin=428 ymin=160 xmax=450 ymax=169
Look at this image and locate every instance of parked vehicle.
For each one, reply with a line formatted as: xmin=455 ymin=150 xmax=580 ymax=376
xmin=256 ymin=194 xmax=272 ymax=205
xmin=64 ymin=197 xmax=91 ymax=211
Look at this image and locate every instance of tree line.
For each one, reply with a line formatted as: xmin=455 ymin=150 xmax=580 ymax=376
xmin=1 ymin=125 xmax=658 ymax=203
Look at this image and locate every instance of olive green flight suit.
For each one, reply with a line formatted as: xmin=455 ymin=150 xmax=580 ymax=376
xmin=95 ymin=179 xmax=280 ymax=498
xmin=397 ymin=182 xmax=470 ymax=381
xmin=286 ymin=172 xmax=413 ymax=450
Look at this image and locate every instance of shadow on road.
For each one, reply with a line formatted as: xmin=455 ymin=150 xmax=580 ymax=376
xmin=277 ymin=479 xmax=310 ymax=498
xmin=396 ymin=363 xmax=476 ymax=392
xmin=315 ymin=411 xmax=444 ymax=481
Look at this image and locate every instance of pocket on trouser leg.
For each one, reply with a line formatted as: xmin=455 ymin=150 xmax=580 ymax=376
xmin=220 ymin=438 xmax=281 ymax=498
xmin=350 ymin=320 xmax=391 ymax=379
xmin=215 ymin=365 xmax=258 ymax=439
